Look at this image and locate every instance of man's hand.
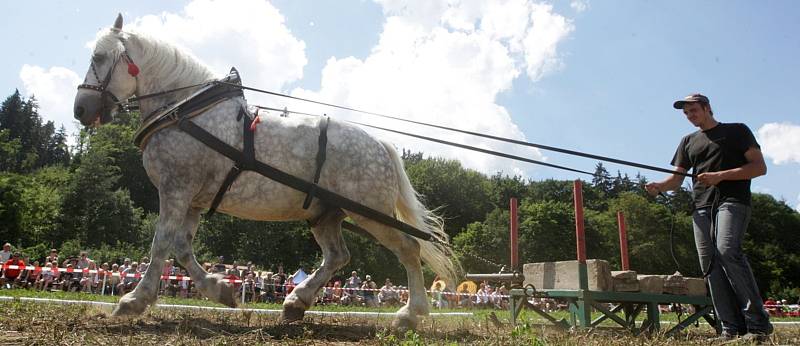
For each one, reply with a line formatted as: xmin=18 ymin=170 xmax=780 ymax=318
xmin=645 ymin=182 xmax=662 ymax=196
xmin=697 ymin=172 xmax=725 ymax=186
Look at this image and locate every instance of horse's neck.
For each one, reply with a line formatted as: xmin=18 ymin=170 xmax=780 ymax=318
xmin=132 ymin=38 xmax=216 ymax=117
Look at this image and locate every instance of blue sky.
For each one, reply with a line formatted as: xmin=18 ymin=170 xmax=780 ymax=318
xmin=1 ymin=1 xmax=798 ymax=211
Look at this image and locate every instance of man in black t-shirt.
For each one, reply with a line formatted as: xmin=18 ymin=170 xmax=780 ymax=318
xmin=645 ymin=93 xmax=772 ymax=342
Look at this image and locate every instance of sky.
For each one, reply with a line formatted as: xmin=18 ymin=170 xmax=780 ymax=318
xmin=1 ymin=0 xmax=798 ymax=212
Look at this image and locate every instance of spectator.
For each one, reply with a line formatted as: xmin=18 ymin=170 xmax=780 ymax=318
xmin=1 ymin=252 xmax=25 ymax=289
xmin=120 ymin=258 xmax=132 ymax=273
xmin=80 ymin=261 xmax=99 ymax=293
xmin=76 ymin=251 xmax=92 ymax=269
xmin=378 ymin=278 xmax=400 ymax=307
xmin=285 ymin=275 xmax=296 ymax=295
xmin=179 ymin=269 xmax=190 ymax=298
xmin=61 ymin=263 xmax=82 ymax=292
xmin=362 ymin=275 xmax=377 ymax=307
xmin=22 ymin=260 xmax=42 ymax=289
xmin=109 ymin=263 xmax=121 ymax=295
xmin=213 ymin=256 xmax=226 ymax=274
xmin=45 ymin=249 xmax=59 ymax=266
xmin=260 ymin=273 xmax=276 ymax=303
xmin=161 ymin=259 xmax=176 ymax=294
xmin=98 ymin=262 xmax=112 ymax=294
xmin=37 ymin=262 xmax=59 ymax=291
xmin=344 ymin=270 xmax=361 ymax=302
xmin=138 ymin=257 xmax=150 ymax=273
xmin=243 ymin=272 xmax=256 ymax=302
xmin=0 ymin=243 xmax=12 ymax=279
xmin=431 ymin=281 xmax=447 ymax=309
xmin=457 ymin=283 xmax=473 ymax=308
xmin=225 ymin=268 xmax=241 ymax=295
xmin=331 ymin=281 xmax=344 ymax=304
xmin=117 ymin=262 xmax=139 ymax=295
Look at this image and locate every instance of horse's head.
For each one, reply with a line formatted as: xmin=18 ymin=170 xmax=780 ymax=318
xmin=74 ymin=14 xmax=139 ymax=127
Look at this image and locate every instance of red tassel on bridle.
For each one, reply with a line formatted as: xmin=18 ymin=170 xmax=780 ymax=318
xmin=127 ymin=62 xmax=140 ymax=77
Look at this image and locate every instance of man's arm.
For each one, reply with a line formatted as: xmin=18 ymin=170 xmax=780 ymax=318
xmin=645 ymin=167 xmax=688 ymax=196
xmin=697 ymin=147 xmax=767 ymax=186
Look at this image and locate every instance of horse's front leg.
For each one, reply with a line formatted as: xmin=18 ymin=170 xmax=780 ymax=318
xmin=113 ymin=201 xmax=191 ymax=316
xmin=282 ymin=209 xmax=349 ymax=323
xmin=172 ymin=209 xmax=237 ymax=308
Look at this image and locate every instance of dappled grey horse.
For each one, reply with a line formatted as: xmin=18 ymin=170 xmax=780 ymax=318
xmin=73 ymin=14 xmax=458 ymax=330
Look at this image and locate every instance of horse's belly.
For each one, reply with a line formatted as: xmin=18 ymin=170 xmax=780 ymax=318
xmin=198 ymin=173 xmax=321 ymax=221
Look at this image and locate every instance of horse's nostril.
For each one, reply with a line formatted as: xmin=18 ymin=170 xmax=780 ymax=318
xmin=74 ymin=106 xmax=85 ymax=119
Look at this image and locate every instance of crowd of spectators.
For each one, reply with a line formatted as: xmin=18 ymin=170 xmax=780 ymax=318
xmin=9 ymin=243 xmax=795 ymax=315
xmin=0 ymin=244 xmax=516 ymax=310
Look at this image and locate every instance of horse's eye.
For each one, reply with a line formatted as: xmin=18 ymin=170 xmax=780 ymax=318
xmin=92 ymin=53 xmax=106 ymax=64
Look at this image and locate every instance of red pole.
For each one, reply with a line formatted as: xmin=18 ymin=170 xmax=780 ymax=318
xmin=617 ymin=211 xmax=630 ymax=271
xmin=573 ymin=180 xmax=586 ymax=264
xmin=510 ymin=198 xmax=519 ymax=270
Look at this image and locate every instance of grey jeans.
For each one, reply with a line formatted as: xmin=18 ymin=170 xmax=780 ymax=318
xmin=693 ymin=202 xmax=771 ymax=334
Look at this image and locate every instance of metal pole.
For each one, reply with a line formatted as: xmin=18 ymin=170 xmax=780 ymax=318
xmin=617 ymin=211 xmax=630 ymax=271
xmin=572 ymin=180 xmax=591 ymax=328
xmin=510 ymin=197 xmax=519 ymax=271
xmin=573 ymin=180 xmax=587 ymax=266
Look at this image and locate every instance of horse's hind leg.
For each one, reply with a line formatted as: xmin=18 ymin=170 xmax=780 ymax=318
xmin=282 ymin=208 xmax=349 ymax=323
xmin=113 ymin=202 xmax=189 ymax=316
xmin=172 ymin=209 xmax=237 ymax=308
xmin=347 ymin=216 xmax=428 ymax=331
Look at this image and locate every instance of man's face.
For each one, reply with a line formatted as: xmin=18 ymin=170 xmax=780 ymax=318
xmin=682 ymin=102 xmax=711 ymax=127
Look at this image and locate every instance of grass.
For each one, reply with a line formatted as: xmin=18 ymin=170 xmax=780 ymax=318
xmin=1 ymin=289 xmax=798 ymax=345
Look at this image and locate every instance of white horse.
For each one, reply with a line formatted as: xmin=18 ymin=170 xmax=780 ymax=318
xmin=73 ymin=14 xmax=458 ymax=330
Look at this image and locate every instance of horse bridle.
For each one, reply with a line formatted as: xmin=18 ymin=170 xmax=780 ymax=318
xmin=77 ymin=48 xmax=140 ymax=110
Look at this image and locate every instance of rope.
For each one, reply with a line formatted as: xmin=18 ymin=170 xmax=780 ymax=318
xmin=222 ymin=82 xmax=694 ymax=178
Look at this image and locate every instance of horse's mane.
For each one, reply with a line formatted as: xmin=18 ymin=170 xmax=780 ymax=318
xmin=92 ymin=29 xmax=216 ymax=86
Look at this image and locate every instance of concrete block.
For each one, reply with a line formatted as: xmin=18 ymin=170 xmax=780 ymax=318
xmin=637 ymin=275 xmax=664 ymax=294
xmin=685 ymin=277 xmax=707 ymax=296
xmin=523 ymin=259 xmax=612 ymax=291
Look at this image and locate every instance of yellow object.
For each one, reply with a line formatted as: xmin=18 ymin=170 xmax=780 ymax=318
xmin=456 ymin=280 xmax=477 ymax=294
xmin=430 ymin=279 xmax=447 ymax=291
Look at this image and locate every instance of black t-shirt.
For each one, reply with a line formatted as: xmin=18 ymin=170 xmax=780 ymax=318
xmin=671 ymin=123 xmax=760 ymax=209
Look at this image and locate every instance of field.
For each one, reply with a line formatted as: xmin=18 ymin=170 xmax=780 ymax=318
xmin=1 ymin=291 xmax=798 ymax=345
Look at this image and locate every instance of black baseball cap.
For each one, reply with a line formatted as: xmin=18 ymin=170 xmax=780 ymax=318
xmin=673 ymin=93 xmax=710 ymax=109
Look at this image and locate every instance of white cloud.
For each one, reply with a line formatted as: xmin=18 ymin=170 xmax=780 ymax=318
xmin=757 ymin=122 xmax=800 ymax=165
xmin=570 ymin=0 xmax=588 ymax=13
xmin=287 ymin=0 xmax=574 ymax=175
xmin=126 ymin=0 xmax=307 ymax=94
xmin=19 ymin=65 xmax=82 ymax=140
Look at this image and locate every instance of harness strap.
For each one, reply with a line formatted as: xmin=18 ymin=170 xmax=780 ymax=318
xmin=205 ymin=107 xmax=256 ymax=218
xmin=302 ymin=116 xmax=329 ymax=209
xmin=176 ymin=117 xmax=432 ymax=241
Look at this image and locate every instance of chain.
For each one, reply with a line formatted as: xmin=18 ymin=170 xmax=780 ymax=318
xmin=456 ymin=249 xmax=507 ymax=272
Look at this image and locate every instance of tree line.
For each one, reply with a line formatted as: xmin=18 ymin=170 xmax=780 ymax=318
xmin=1 ymin=90 xmax=798 ymax=301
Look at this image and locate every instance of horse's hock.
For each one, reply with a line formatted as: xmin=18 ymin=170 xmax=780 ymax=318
xmin=522 ymin=259 xmax=707 ymax=295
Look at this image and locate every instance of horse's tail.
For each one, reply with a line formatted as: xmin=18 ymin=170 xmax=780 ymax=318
xmin=380 ymin=141 xmax=461 ymax=287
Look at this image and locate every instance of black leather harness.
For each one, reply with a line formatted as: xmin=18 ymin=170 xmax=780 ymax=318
xmin=134 ymin=68 xmax=432 ymax=241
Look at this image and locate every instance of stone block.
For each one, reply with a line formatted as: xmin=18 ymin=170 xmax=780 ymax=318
xmin=523 ymin=259 xmax=612 ymax=291
xmin=685 ymin=277 xmax=707 ymax=296
xmin=611 ymin=270 xmax=639 ymax=292
xmin=662 ymin=273 xmax=688 ymax=295
xmin=637 ymin=275 xmax=664 ymax=294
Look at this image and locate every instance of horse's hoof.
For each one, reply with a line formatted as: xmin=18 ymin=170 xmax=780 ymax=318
xmin=280 ymin=305 xmax=306 ymax=324
xmin=392 ymin=316 xmax=418 ymax=332
xmin=218 ymin=283 xmax=237 ymax=308
xmin=112 ymin=297 xmax=146 ymax=317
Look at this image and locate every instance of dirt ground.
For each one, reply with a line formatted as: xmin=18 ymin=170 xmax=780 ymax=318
xmin=1 ymin=301 xmax=798 ymax=345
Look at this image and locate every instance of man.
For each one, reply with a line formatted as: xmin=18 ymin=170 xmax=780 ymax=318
xmin=1 ymin=252 xmax=25 ymax=289
xmin=0 ymin=243 xmax=12 ymax=278
xmin=645 ymin=93 xmax=772 ymax=342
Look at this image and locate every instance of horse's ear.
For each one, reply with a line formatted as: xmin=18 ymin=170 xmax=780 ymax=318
xmin=113 ymin=13 xmax=123 ymax=31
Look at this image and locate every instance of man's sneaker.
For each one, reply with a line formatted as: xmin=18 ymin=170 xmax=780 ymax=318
xmin=739 ymin=332 xmax=769 ymax=344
